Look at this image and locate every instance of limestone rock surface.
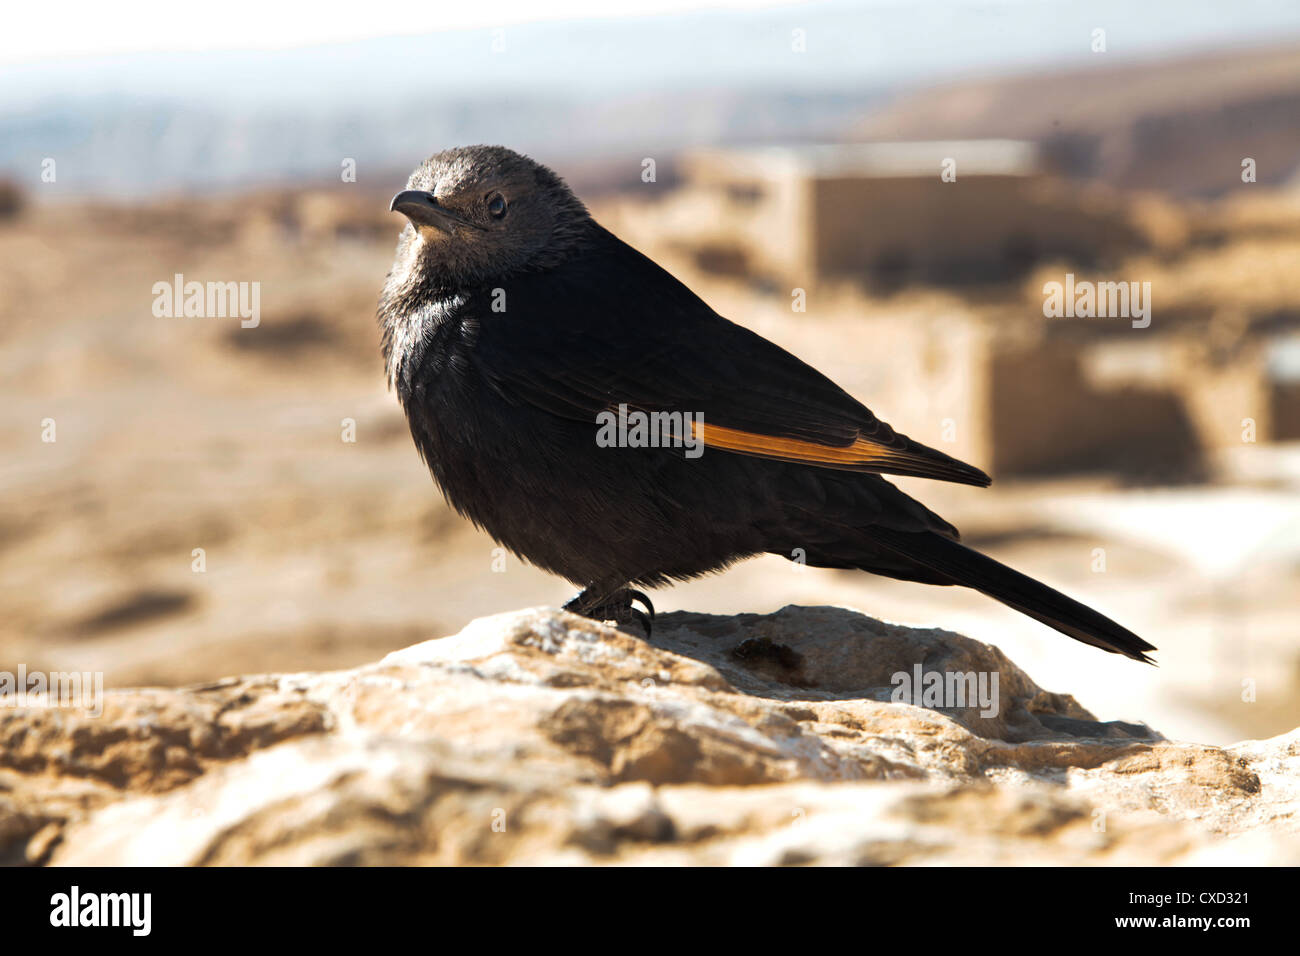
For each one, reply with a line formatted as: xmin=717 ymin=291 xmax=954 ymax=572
xmin=0 ymin=606 xmax=1294 ymax=865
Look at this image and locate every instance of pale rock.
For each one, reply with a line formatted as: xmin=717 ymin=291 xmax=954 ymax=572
xmin=0 ymin=605 xmax=1290 ymax=865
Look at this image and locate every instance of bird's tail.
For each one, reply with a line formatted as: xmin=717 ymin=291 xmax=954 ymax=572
xmin=868 ymin=527 xmax=1156 ymax=663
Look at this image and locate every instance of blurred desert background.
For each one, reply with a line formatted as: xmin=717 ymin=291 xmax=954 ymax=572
xmin=3 ymin=0 xmax=1300 ymax=749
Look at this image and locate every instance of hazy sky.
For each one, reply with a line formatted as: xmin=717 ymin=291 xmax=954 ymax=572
xmin=4 ymin=0 xmax=1299 ymax=112
xmin=5 ymin=0 xmax=792 ymax=63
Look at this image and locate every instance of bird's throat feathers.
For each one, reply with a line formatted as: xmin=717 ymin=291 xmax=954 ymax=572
xmin=378 ymin=287 xmax=470 ymax=394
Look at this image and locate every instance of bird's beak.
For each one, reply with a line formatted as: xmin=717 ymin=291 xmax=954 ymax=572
xmin=389 ymin=190 xmax=466 ymax=233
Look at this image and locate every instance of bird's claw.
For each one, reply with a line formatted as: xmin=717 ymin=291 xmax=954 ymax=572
xmin=564 ymin=587 xmax=655 ymax=636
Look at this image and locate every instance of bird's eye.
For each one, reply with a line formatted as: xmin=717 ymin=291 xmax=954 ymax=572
xmin=487 ymin=193 xmax=508 ymax=219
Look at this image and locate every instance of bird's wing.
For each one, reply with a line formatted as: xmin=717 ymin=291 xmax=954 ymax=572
xmin=475 ymin=227 xmax=991 ymax=488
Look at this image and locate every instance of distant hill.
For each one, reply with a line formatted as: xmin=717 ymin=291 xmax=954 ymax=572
xmin=0 ymin=89 xmax=883 ymax=199
xmin=854 ymin=42 xmax=1300 ymax=196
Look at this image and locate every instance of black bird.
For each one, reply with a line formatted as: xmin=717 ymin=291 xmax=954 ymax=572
xmin=379 ymin=145 xmax=1156 ymax=664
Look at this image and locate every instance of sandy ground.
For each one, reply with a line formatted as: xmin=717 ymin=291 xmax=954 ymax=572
xmin=2 ymin=191 xmax=1297 ymax=747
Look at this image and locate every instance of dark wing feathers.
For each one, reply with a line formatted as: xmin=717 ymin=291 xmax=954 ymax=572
xmin=476 ymin=226 xmax=992 ymax=488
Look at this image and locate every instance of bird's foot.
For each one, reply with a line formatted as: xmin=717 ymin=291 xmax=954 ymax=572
xmin=563 ymin=586 xmax=655 ymax=636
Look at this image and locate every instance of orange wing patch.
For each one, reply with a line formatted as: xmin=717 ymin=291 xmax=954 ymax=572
xmin=690 ymin=421 xmax=991 ymax=486
xmin=693 ymin=421 xmax=902 ymax=465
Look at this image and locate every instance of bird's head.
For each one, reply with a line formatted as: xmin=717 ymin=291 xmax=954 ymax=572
xmin=387 ymin=145 xmax=590 ymax=290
